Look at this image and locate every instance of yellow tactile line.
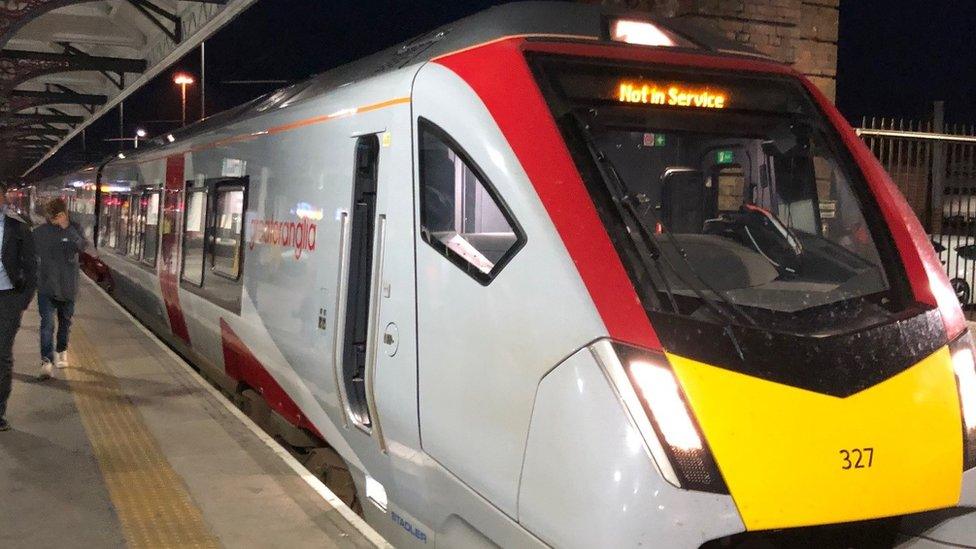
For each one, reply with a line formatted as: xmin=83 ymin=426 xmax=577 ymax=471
xmin=65 ymin=325 xmax=220 ymax=549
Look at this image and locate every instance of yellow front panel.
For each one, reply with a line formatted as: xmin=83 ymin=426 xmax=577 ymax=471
xmin=669 ymin=347 xmax=963 ymax=531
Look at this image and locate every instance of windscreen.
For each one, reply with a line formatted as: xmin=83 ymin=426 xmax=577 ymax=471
xmin=532 ymin=56 xmax=908 ymax=331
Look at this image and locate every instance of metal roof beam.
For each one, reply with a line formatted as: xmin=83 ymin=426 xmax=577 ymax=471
xmin=124 ymin=0 xmax=180 ymax=43
xmin=0 ymin=126 xmax=69 ymax=138
xmin=7 ymin=138 xmax=57 ymax=147
xmin=6 ymin=88 xmax=106 ymax=112
xmin=58 ymin=41 xmax=137 ymax=89
xmin=6 ymin=112 xmax=83 ymax=124
xmin=0 ymin=1 xmax=101 ymax=49
xmin=9 ymin=12 xmax=147 ymax=50
xmin=123 ymin=0 xmax=227 ymax=46
xmin=11 ymin=88 xmax=106 ymax=104
xmin=23 ymin=0 xmax=259 ymax=176
xmin=34 ymin=46 xmax=146 ymax=72
xmin=0 ymin=48 xmax=146 ymax=93
xmin=0 ymin=157 xmax=43 ymax=163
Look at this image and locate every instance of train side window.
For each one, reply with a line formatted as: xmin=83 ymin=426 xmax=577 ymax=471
xmin=115 ymin=194 xmax=132 ymax=253
xmin=210 ymin=186 xmax=245 ymax=279
xmin=181 ymin=188 xmax=208 ymax=286
xmin=112 ymin=195 xmax=123 ymax=251
xmin=112 ymin=194 xmax=129 ymax=252
xmin=177 ymin=178 xmax=247 ymax=313
xmin=98 ymin=195 xmax=114 ymax=248
xmin=418 ymin=120 xmax=525 ymax=284
xmin=109 ymin=196 xmax=120 ymax=248
xmin=142 ymin=191 xmax=161 ymax=267
xmin=128 ymin=195 xmax=144 ymax=258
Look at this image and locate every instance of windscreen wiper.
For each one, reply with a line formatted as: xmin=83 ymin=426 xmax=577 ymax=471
xmin=572 ymin=111 xmax=757 ymax=329
xmin=743 ymin=203 xmax=804 ymax=257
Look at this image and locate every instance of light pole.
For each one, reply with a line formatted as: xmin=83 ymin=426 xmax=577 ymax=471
xmin=104 ymin=128 xmax=149 ymax=150
xmin=173 ymin=73 xmax=195 ymax=127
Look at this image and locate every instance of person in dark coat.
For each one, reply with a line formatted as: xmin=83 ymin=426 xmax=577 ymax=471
xmin=33 ymin=198 xmax=88 ymax=380
xmin=0 ymin=182 xmax=37 ymax=431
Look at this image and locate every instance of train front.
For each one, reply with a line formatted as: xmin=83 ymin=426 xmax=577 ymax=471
xmin=442 ymin=17 xmax=976 ymax=547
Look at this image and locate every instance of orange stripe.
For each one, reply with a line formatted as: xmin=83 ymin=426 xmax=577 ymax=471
xmin=113 ymin=96 xmax=411 ymax=165
xmin=267 ymin=97 xmax=410 ymax=134
xmin=430 ymin=33 xmax=598 ymax=61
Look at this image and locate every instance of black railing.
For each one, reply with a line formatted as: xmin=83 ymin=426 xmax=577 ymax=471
xmin=859 ymin=116 xmax=976 ymax=308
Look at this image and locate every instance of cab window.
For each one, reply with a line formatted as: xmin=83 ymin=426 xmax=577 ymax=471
xmin=418 ymin=120 xmax=524 ymax=284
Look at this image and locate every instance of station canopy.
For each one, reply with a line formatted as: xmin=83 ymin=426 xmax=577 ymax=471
xmin=0 ymin=0 xmax=256 ymax=180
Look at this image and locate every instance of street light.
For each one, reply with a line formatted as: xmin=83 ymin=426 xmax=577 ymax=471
xmin=104 ymin=128 xmax=150 ymax=150
xmin=173 ymin=72 xmax=195 ymax=127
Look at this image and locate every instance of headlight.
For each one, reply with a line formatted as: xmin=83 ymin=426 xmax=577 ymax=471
xmin=951 ymin=332 xmax=976 ymax=470
xmin=627 ymin=360 xmax=703 ymax=451
xmin=607 ymin=342 xmax=727 ymax=493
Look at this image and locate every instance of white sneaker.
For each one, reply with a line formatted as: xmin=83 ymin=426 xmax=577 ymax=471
xmin=38 ymin=360 xmax=53 ymax=381
xmin=56 ymin=351 xmax=68 ymax=369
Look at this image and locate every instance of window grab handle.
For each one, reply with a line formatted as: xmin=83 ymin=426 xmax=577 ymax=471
xmin=332 ymin=211 xmax=351 ymax=429
xmin=364 ymin=214 xmax=388 ymax=453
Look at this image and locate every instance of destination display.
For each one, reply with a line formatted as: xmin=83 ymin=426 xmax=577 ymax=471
xmin=534 ymin=57 xmax=816 ymax=116
xmin=617 ymin=81 xmax=728 ymax=109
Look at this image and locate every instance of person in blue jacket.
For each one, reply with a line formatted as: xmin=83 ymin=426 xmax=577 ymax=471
xmin=33 ymin=198 xmax=88 ymax=380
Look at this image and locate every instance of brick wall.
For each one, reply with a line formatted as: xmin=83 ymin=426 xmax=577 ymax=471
xmin=590 ymin=0 xmax=839 ymax=101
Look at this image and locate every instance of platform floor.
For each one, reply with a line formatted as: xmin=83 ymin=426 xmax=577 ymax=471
xmin=0 ymin=281 xmax=383 ymax=549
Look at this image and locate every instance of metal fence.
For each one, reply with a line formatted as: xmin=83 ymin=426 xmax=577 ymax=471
xmin=857 ymin=113 xmax=976 ymax=307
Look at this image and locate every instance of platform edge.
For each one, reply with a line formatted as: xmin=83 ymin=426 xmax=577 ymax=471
xmin=81 ymin=276 xmax=393 ymax=549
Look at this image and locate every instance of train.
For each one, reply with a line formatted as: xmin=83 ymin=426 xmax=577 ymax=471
xmin=15 ymin=2 xmax=976 ymax=547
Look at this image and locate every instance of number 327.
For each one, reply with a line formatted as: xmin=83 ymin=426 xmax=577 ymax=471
xmin=840 ymin=448 xmax=874 ymax=470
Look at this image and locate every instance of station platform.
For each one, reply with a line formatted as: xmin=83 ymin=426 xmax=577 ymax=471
xmin=0 ymin=280 xmax=387 ymax=549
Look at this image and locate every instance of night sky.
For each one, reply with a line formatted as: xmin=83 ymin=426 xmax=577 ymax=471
xmin=35 ymin=0 xmax=976 ymax=178
xmin=837 ymin=0 xmax=976 ymax=126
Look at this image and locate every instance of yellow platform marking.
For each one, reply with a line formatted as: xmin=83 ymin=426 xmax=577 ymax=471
xmin=66 ymin=325 xmax=220 ymax=549
xmin=669 ymin=347 xmax=963 ymax=531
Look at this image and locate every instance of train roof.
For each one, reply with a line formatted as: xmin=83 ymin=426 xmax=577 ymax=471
xmin=300 ymin=1 xmax=768 ymax=89
xmin=33 ymin=1 xmax=772 ymax=181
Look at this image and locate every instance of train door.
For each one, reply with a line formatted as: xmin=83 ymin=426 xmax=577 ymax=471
xmin=340 ymin=136 xmax=381 ymax=430
xmin=336 ymin=129 xmax=422 ymax=538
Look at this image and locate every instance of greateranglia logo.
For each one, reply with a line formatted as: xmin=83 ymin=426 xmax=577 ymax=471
xmin=248 ymin=216 xmax=317 ymax=259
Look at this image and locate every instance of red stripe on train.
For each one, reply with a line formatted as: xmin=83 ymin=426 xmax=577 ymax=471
xmin=435 ymin=38 xmax=662 ymax=351
xmin=160 ymin=155 xmax=192 ymax=344
xmin=219 ymin=319 xmax=322 ymax=437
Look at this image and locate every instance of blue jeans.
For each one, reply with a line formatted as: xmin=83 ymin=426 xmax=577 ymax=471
xmin=38 ymin=294 xmax=75 ymax=363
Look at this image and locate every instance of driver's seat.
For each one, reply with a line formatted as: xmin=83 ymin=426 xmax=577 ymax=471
xmin=660 ymin=167 xmax=707 ymax=234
